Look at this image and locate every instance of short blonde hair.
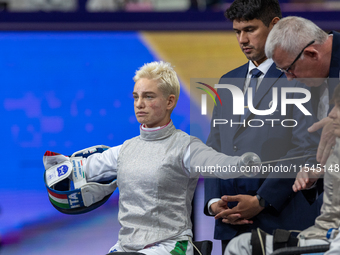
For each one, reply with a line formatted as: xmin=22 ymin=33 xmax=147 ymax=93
xmin=133 ymin=61 xmax=180 ymax=109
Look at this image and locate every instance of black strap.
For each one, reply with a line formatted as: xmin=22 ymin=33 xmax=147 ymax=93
xmin=251 ymin=228 xmax=267 ymax=255
xmin=271 ymin=244 xmax=330 ymax=255
xmin=273 ymin=229 xmax=299 ymax=251
xmin=193 ymin=240 xmax=213 ymax=255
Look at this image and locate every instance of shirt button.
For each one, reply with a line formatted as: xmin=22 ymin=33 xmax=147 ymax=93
xmin=233 ymin=145 xmax=237 ymax=151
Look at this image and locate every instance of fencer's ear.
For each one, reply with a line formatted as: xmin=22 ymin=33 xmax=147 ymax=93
xmin=167 ymin=94 xmax=176 ymax=110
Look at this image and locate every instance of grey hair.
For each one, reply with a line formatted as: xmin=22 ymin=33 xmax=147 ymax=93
xmin=265 ymin=16 xmax=328 ymax=59
xmin=133 ymin=61 xmax=180 ymax=109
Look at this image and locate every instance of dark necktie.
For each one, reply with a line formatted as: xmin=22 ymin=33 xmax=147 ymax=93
xmin=240 ymin=68 xmax=262 ymax=123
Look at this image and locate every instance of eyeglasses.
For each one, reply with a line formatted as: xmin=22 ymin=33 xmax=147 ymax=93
xmin=276 ymin=40 xmax=315 ymax=75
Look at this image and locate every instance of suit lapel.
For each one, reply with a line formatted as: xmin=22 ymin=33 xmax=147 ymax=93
xmin=231 ymin=66 xmax=248 ymax=133
xmin=329 ymin=31 xmax=340 ymax=80
xmin=328 ymin=31 xmax=340 ymax=110
xmin=236 ymin=63 xmax=282 ymax=133
xmin=219 ymin=65 xmax=248 ymax=136
xmin=226 ymin=65 xmax=248 ymax=91
xmin=253 ymin=64 xmax=282 ymax=107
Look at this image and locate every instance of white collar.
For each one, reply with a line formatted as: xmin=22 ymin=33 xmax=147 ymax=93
xmin=248 ymin=58 xmax=274 ymax=76
xmin=141 ymin=125 xmax=162 ymax=131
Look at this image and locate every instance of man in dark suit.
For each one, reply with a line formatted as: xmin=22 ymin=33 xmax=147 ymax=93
xmin=204 ymin=1 xmax=321 ymax=253
xmin=224 ymin=17 xmax=340 ymax=255
xmin=265 ymin=15 xmax=338 ymax=170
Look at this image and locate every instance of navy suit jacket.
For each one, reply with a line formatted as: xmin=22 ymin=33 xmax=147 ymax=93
xmin=304 ymin=31 xmax=340 ymax=168
xmin=310 ymin=31 xmax=340 ymax=110
xmin=329 ymin=31 xmax=340 ymax=87
xmin=204 ymin=62 xmax=321 ymax=240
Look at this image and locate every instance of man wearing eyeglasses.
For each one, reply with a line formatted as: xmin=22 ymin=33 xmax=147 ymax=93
xmin=204 ymin=2 xmax=321 ymax=254
xmin=265 ymin=16 xmax=338 ymax=190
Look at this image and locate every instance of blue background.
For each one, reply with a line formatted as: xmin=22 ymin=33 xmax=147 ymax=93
xmin=0 ymin=31 xmax=191 ymax=241
xmin=1 ymin=5 xmax=338 ymax=254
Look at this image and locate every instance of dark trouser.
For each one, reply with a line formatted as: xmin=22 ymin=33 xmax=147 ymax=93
xmin=221 ymin=240 xmax=230 ymax=255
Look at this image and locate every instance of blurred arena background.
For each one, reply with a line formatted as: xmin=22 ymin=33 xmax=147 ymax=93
xmin=1 ymin=0 xmax=340 ymax=254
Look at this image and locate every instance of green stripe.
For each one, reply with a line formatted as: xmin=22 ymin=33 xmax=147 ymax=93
xmin=196 ymin=87 xmax=217 ymax=106
xmin=50 ymin=198 xmax=70 ymax=209
xmin=48 ymin=192 xmax=68 ymax=202
xmin=170 ymin=241 xmax=188 ymax=255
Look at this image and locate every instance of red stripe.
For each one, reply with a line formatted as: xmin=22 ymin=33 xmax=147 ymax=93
xmin=196 ymin=82 xmax=223 ymax=106
xmin=47 ymin=189 xmax=67 ymax=199
xmin=44 ymin=151 xmax=62 ymax=156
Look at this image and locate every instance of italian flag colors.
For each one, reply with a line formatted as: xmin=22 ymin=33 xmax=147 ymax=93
xmin=47 ymin=188 xmax=70 ymax=209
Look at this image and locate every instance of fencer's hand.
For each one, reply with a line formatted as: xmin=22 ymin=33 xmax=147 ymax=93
xmin=210 ymin=199 xmax=229 ymax=215
xmin=308 ymin=117 xmax=336 ymax=166
xmin=214 ymin=195 xmax=263 ymax=225
xmin=292 ymin=166 xmax=324 ymax=192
